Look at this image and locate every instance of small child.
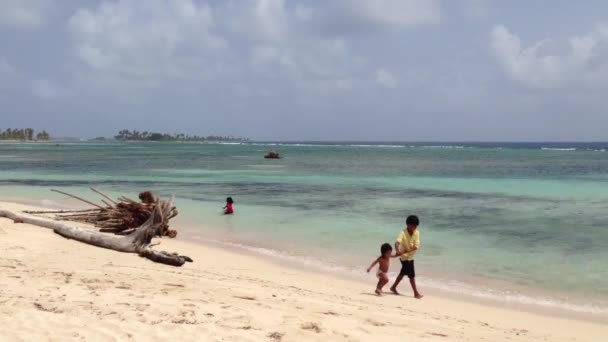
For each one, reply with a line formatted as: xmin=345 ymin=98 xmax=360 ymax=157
xmin=223 ymin=197 xmax=234 ymax=215
xmin=367 ymin=243 xmax=394 ymax=296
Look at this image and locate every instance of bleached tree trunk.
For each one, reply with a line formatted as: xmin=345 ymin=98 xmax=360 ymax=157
xmin=0 ymin=204 xmax=192 ymax=267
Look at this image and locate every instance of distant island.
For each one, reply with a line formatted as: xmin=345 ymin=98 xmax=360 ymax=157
xmin=113 ymin=130 xmax=248 ymax=142
xmin=0 ymin=128 xmax=50 ymax=141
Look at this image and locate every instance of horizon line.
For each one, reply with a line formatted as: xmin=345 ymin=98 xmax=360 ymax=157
xmin=39 ymin=138 xmax=608 ymax=144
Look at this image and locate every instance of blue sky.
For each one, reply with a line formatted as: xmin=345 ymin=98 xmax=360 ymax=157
xmin=1 ymin=0 xmax=608 ymax=141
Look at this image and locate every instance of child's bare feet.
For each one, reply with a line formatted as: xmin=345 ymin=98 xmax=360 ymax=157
xmin=375 ymin=288 xmax=382 ymax=296
xmin=414 ymin=293 xmax=424 ymax=299
xmin=390 ymin=287 xmax=400 ymax=295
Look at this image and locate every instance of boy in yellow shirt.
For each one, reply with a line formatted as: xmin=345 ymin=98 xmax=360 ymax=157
xmin=390 ymin=215 xmax=423 ymax=299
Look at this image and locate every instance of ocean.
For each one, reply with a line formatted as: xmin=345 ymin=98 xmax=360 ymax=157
xmin=1 ymin=141 xmax=607 ymax=316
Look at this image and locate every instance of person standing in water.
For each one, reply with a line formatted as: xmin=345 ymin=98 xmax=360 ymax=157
xmin=390 ymin=215 xmax=423 ymax=298
xmin=223 ymin=197 xmax=234 ymax=215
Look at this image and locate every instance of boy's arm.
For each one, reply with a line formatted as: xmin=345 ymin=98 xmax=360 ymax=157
xmin=410 ymin=232 xmax=420 ymax=253
xmin=367 ymin=258 xmax=379 ymax=273
xmin=401 ymin=244 xmax=418 ymax=257
xmin=394 ymin=231 xmax=403 ymax=253
xmin=403 ymin=247 xmax=418 ymax=257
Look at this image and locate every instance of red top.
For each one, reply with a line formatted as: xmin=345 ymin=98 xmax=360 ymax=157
xmin=225 ymin=203 xmax=233 ymax=214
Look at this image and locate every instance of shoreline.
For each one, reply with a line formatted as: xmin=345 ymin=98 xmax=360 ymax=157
xmin=1 ymin=200 xmax=607 ymax=341
xmin=172 ymin=211 xmax=608 ymax=322
xmin=187 ymin=235 xmax=608 ymax=324
xmin=5 ymin=197 xmax=608 ymax=324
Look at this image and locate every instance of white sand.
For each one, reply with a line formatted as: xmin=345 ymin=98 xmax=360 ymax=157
xmin=1 ymin=201 xmax=606 ymax=341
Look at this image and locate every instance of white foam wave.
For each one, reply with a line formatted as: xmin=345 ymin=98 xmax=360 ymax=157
xmin=194 ymin=237 xmax=350 ymax=274
xmin=541 ymin=147 xmax=577 ymax=151
xmin=421 ymin=145 xmax=465 ymax=149
xmin=349 ymin=144 xmax=405 ymax=148
xmin=247 ymin=142 xmax=408 ymax=148
xmin=420 ymin=278 xmax=608 ymax=315
xmin=246 ymin=142 xmax=338 ymax=147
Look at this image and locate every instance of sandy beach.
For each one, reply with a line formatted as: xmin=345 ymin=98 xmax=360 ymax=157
xmin=1 ymin=201 xmax=606 ymax=342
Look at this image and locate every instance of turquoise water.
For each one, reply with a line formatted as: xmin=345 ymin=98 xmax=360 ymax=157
xmin=1 ymin=141 xmax=608 ymax=314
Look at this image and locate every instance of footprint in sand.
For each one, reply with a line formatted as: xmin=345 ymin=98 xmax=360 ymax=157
xmin=33 ymin=302 xmax=62 ymax=314
xmin=301 ymin=322 xmax=322 ymax=333
xmin=267 ymin=332 xmax=284 ymax=341
xmin=365 ymin=318 xmax=386 ymax=327
xmin=429 ymin=332 xmax=449 ymax=337
xmin=171 ymin=318 xmax=198 ymax=325
xmin=163 ymin=283 xmax=184 ymax=287
xmin=512 ymin=328 xmax=529 ymax=336
xmin=134 ymin=303 xmax=150 ymax=312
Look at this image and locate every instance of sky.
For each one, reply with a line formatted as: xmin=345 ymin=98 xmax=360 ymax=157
xmin=1 ymin=0 xmax=608 ymax=141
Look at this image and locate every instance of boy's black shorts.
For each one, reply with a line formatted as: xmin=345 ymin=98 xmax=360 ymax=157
xmin=399 ymin=260 xmax=415 ymax=278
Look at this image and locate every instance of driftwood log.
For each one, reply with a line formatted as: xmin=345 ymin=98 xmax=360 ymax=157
xmin=0 ymin=198 xmax=192 ymax=266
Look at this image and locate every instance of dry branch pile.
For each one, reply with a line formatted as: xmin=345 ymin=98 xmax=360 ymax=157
xmin=2 ymin=188 xmax=192 ymax=267
xmin=25 ymin=188 xmax=178 ymax=238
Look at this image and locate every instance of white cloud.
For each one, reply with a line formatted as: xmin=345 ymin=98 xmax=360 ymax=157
xmin=65 ymin=0 xmax=439 ymax=97
xmin=229 ymin=0 xmax=438 ymax=94
xmin=463 ymin=0 xmax=489 ymax=20
xmin=250 ymin=44 xmax=296 ymax=72
xmin=31 ymin=79 xmax=70 ymax=99
xmin=251 ymin=0 xmax=289 ymax=43
xmin=375 ymin=68 xmax=398 ymax=88
xmin=0 ymin=58 xmax=15 ymax=75
xmin=68 ymin=0 xmax=224 ymax=83
xmin=227 ymin=1 xmax=367 ymax=93
xmin=352 ymin=0 xmax=441 ymax=29
xmin=0 ymin=58 xmax=17 ymax=89
xmin=490 ymin=24 xmax=608 ymax=88
xmin=0 ymin=0 xmax=52 ymax=30
xmin=327 ymin=0 xmax=441 ymax=34
xmin=294 ymin=4 xmax=314 ymax=22
xmin=226 ymin=0 xmax=314 ymax=43
xmin=228 ymin=0 xmax=441 ymax=39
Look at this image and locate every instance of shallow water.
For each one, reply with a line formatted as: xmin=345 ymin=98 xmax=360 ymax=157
xmin=2 ymin=141 xmax=608 ymax=314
